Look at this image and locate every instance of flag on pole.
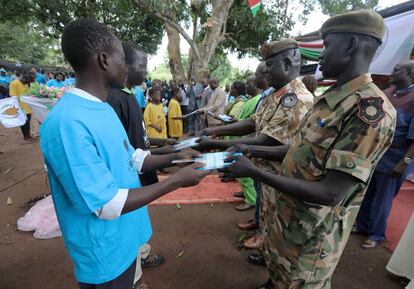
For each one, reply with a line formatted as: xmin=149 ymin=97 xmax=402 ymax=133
xmin=248 ymin=0 xmax=261 ymax=17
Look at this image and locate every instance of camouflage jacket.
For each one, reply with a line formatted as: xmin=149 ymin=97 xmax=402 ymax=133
xmin=251 ymin=78 xmax=314 ymax=173
xmin=264 ymin=74 xmax=396 ymax=287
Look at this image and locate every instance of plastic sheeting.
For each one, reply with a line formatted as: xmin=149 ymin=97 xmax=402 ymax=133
xmin=17 ymin=195 xmax=61 ymax=239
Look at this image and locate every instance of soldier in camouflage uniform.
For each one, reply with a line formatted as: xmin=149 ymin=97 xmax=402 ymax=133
xmin=195 ymin=39 xmax=313 ymax=251
xmin=224 ymin=10 xmax=397 ymax=289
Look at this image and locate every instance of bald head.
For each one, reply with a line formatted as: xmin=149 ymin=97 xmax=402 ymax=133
xmin=390 ymin=60 xmax=414 ymax=89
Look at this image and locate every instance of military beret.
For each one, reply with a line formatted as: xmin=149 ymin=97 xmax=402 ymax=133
xmin=320 ymin=9 xmax=385 ymax=41
xmin=261 ymin=38 xmax=298 ymax=60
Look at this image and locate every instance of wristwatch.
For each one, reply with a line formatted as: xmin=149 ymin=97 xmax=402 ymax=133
xmin=404 ymin=157 xmax=412 ymax=165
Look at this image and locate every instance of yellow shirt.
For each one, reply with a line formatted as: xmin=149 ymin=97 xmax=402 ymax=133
xmin=9 ymin=79 xmax=32 ymax=114
xmin=144 ymin=102 xmax=167 ymax=139
xmin=168 ymin=99 xmax=183 ymax=138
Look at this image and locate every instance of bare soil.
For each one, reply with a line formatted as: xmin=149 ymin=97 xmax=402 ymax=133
xmin=0 ymin=125 xmax=403 ymax=289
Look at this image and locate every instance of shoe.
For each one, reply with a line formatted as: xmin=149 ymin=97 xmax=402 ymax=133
xmin=257 ymin=278 xmax=274 ymax=289
xmin=247 ymin=253 xmax=265 ymax=267
xmin=221 ymin=177 xmax=235 ymax=182
xmin=141 ymin=254 xmax=165 ymax=268
xmin=351 ymin=225 xmax=365 ymax=235
xmin=238 ymin=219 xmax=259 ymax=231
xmin=233 ymin=191 xmax=245 ymax=198
xmin=133 ymin=279 xmax=149 ymax=289
xmin=361 ymin=239 xmax=379 ymax=249
xmin=235 ymin=203 xmax=255 ymax=211
xmin=244 ymin=233 xmax=263 ymax=250
xmin=24 ymin=136 xmax=35 ymax=141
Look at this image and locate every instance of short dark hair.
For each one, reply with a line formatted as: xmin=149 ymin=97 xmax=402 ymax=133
xmin=232 ymin=81 xmax=246 ymax=95
xmin=54 ymin=72 xmax=65 ymax=80
xmin=122 ymin=42 xmax=146 ymax=65
xmin=171 ymin=87 xmax=180 ymax=97
xmin=21 ymin=70 xmax=36 ymax=83
xmin=149 ymin=87 xmax=161 ymax=97
xmin=61 ymin=18 xmax=116 ymax=71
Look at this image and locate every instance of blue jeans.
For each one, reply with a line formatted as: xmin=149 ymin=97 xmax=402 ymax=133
xmin=356 ymin=170 xmax=405 ymax=241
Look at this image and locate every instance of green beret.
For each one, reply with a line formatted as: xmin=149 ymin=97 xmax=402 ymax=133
xmin=320 ymin=9 xmax=385 ymax=41
xmin=261 ymin=38 xmax=298 ymax=60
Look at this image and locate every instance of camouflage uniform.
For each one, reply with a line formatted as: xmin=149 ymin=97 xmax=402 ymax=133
xmin=250 ymin=78 xmax=313 ymax=230
xmin=262 ymin=74 xmax=396 ymax=288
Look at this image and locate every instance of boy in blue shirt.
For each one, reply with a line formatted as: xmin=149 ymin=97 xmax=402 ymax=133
xmin=46 ymin=72 xmax=65 ymax=88
xmin=40 ymin=18 xmax=208 ymax=289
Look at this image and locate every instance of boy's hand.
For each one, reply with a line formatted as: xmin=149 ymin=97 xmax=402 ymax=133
xmin=153 ymin=125 xmax=162 ymax=133
xmin=166 ymin=138 xmax=179 ymax=145
xmin=173 ymin=163 xmax=210 ymax=187
xmin=175 ymin=148 xmax=202 ymax=166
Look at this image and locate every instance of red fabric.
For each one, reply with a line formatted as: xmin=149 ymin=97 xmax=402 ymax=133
xmin=385 ymin=181 xmax=414 ymax=251
xmin=150 ymin=175 xmax=242 ymax=205
xmin=248 ymin=0 xmax=261 ymax=7
xmin=298 ymin=42 xmax=324 ymax=48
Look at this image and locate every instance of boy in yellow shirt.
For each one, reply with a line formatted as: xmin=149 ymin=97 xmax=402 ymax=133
xmin=9 ymin=71 xmax=36 ymax=140
xmin=168 ymin=87 xmax=183 ymax=139
xmin=144 ymin=87 xmax=167 ymax=139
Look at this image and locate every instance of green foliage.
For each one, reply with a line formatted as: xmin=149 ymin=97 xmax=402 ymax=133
xmin=305 ymin=0 xmax=379 ymax=16
xmin=0 ymin=22 xmax=50 ymax=64
xmin=222 ymin=0 xmax=294 ymax=58
xmin=149 ymin=53 xmax=173 ymax=81
xmin=0 ymin=0 xmax=164 ymax=55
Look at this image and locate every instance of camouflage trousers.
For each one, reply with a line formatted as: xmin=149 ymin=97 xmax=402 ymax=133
xmin=260 ymin=187 xmax=356 ymax=289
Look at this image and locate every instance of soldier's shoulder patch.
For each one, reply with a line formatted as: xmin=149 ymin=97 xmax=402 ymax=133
xmin=357 ymin=96 xmax=385 ymax=125
xmin=281 ymin=93 xmax=298 ymax=108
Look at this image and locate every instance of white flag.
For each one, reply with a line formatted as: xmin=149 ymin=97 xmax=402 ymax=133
xmin=0 ymin=96 xmax=27 ymax=128
xmin=370 ymin=9 xmax=414 ymax=75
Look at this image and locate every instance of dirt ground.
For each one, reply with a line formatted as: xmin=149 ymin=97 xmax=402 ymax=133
xmin=0 ymin=125 xmax=404 ymax=289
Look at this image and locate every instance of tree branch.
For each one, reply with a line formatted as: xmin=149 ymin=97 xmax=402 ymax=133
xmin=223 ymin=34 xmax=258 ymax=53
xmin=133 ymin=0 xmax=201 ymax=60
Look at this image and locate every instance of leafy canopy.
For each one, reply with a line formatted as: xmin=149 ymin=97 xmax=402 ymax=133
xmin=0 ymin=0 xmax=164 ymax=54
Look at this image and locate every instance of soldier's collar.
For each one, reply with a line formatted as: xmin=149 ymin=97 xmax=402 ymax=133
xmin=273 ymin=78 xmax=301 ymax=98
xmin=324 ymin=74 xmax=372 ymax=109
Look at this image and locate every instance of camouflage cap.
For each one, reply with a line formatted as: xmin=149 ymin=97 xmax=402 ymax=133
xmin=261 ymin=38 xmax=298 ymax=60
xmin=320 ymin=9 xmax=385 ymax=41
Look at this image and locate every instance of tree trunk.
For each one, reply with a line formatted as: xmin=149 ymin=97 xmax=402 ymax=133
xmin=166 ymin=23 xmax=186 ymax=81
xmin=193 ymin=0 xmax=235 ymax=81
xmin=133 ymin=0 xmax=235 ymax=83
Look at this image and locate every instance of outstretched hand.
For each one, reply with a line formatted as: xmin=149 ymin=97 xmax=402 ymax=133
xmin=227 ymin=144 xmax=251 ymax=157
xmin=197 ymin=127 xmax=217 ymax=137
xmin=176 ymin=148 xmax=202 ymax=160
xmin=173 ymin=162 xmax=210 ymax=187
xmin=222 ymin=155 xmax=256 ymax=179
xmin=192 ymin=136 xmax=213 ymax=151
xmin=166 ymin=138 xmax=179 ymax=145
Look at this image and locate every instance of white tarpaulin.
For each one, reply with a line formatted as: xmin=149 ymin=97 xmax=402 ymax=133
xmin=21 ymin=96 xmax=57 ymax=123
xmin=0 ymin=96 xmax=27 ymax=128
xmin=311 ymin=8 xmax=414 ymax=79
xmin=370 ymin=9 xmax=414 ymax=75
